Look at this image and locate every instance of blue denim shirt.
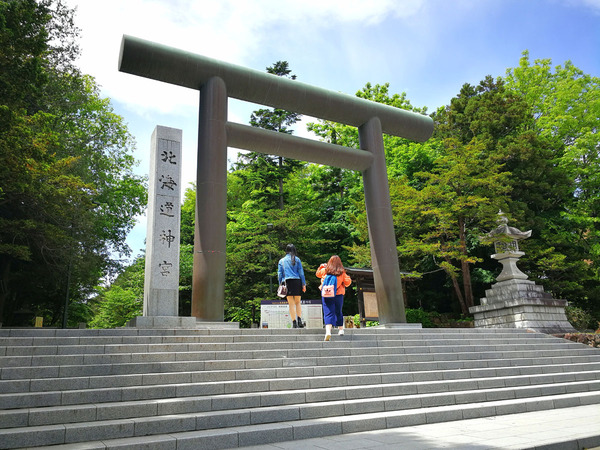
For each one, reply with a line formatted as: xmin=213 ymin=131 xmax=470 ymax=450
xmin=278 ymin=253 xmax=306 ymax=286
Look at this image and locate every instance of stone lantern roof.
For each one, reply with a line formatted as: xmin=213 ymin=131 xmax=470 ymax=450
xmin=489 ymin=210 xmax=532 ymax=241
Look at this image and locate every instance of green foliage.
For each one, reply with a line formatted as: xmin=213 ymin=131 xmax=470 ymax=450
xmin=352 ymin=314 xmax=379 ymax=327
xmin=225 ymin=300 xmax=257 ymax=328
xmin=405 ymin=308 xmax=435 ymax=328
xmin=565 ymin=305 xmax=596 ymax=331
xmin=307 ymin=82 xmax=433 ymax=270
xmin=392 ymin=136 xmax=511 ymax=314
xmin=178 ymin=244 xmax=194 ymax=316
xmin=504 ymin=52 xmax=600 ymax=310
xmin=88 ymin=285 xmax=141 ymax=329
xmin=235 ymin=61 xmax=304 ymax=211
xmin=180 ymin=186 xmax=196 ymax=246
xmin=88 ymin=257 xmax=145 ymax=328
xmin=0 ymin=0 xmax=146 ymax=326
xmin=224 ymin=188 xmax=330 ymax=320
xmin=89 ymin=257 xmax=145 ymax=328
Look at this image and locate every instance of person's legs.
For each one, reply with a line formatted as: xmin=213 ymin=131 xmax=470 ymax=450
xmin=285 ymin=280 xmax=303 ymax=328
xmin=335 ymin=295 xmax=344 ymax=334
xmin=322 ymin=298 xmax=335 ymax=341
xmin=294 ymin=297 xmax=302 ymax=320
xmin=286 ymin=297 xmax=297 ymax=327
xmin=293 ymin=296 xmax=304 ymax=327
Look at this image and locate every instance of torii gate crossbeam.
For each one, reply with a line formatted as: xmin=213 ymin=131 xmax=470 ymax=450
xmin=119 ymin=35 xmax=433 ymax=324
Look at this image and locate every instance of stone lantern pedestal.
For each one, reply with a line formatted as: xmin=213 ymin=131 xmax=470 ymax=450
xmin=469 ymin=212 xmax=575 ymax=334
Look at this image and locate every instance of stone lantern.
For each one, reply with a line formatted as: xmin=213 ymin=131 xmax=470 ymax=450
xmin=489 ymin=210 xmax=531 ymax=283
xmin=469 ymin=211 xmax=575 ymax=334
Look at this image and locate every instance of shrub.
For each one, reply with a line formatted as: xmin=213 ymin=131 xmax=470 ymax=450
xmin=565 ymin=305 xmax=595 ymax=331
xmin=352 ymin=314 xmax=379 ymax=327
xmin=405 ymin=308 xmax=435 ymax=328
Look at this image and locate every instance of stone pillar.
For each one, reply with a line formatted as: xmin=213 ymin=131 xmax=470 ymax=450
xmin=144 ymin=125 xmax=181 ymax=316
xmin=359 ymin=117 xmax=407 ymax=324
xmin=128 ymin=125 xmax=196 ymax=328
xmin=192 ymin=77 xmax=228 ymax=321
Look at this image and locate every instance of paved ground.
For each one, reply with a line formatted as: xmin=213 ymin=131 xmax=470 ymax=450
xmin=245 ymin=404 xmax=600 ymax=449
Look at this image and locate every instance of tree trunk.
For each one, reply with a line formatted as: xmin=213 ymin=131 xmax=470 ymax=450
xmin=278 ymin=156 xmax=284 ymax=210
xmin=461 ymin=260 xmax=474 ymax=309
xmin=445 ymin=257 xmax=469 ymax=315
xmin=458 ymin=216 xmax=474 ymax=309
xmin=450 ymin=272 xmax=469 ymax=315
xmin=0 ymin=259 xmax=11 ymax=324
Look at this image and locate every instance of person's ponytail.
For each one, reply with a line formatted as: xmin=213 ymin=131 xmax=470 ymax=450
xmin=285 ymin=243 xmax=297 ymax=265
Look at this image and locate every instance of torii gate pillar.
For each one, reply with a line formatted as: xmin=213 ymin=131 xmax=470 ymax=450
xmin=192 ymin=77 xmax=227 ymax=321
xmin=360 ymin=117 xmax=406 ymax=322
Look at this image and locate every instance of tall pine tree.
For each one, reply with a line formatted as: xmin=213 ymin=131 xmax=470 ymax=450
xmin=235 ymin=61 xmax=303 ymax=210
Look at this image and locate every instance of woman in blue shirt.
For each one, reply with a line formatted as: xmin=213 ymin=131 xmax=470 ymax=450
xmin=278 ymin=244 xmax=307 ymax=328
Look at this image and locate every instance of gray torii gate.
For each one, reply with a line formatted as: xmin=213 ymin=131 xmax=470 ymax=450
xmin=119 ymin=35 xmax=433 ymax=324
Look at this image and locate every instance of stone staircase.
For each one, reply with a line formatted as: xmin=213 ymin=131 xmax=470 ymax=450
xmin=1 ymin=327 xmax=599 ymax=449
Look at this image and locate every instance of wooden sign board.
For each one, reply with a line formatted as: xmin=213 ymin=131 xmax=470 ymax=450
xmin=363 ymin=291 xmax=379 ymax=319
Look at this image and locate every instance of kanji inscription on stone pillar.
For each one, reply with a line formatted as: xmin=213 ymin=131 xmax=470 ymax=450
xmin=143 ymin=125 xmax=182 ymax=316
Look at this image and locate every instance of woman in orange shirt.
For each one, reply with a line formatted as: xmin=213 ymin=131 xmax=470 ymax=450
xmin=316 ymin=255 xmax=352 ymax=341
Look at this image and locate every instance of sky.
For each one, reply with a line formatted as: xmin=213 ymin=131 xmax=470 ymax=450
xmin=62 ymin=0 xmax=600 ymax=260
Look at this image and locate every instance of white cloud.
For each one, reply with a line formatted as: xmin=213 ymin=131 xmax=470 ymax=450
xmin=65 ymin=0 xmax=426 ymax=116
xmin=578 ymin=0 xmax=600 ymax=13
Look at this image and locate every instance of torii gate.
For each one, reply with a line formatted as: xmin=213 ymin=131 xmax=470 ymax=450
xmin=119 ymin=35 xmax=433 ymax=324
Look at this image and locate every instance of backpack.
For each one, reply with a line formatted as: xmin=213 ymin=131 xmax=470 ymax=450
xmin=321 ymin=274 xmax=337 ymax=298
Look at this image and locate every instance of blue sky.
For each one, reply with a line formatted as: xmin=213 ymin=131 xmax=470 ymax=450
xmin=63 ymin=0 xmax=600 ymax=259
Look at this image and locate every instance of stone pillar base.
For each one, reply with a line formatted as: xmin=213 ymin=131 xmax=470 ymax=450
xmin=126 ymin=316 xmax=240 ymax=329
xmin=469 ymin=298 xmax=576 ymax=334
xmin=126 ymin=316 xmax=198 ymax=328
xmin=372 ymin=323 xmax=423 ymax=329
xmin=195 ymin=320 xmax=240 ymax=329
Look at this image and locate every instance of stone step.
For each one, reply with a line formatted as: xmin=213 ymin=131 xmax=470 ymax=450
xmin=4 ymin=357 xmax=600 ymax=402
xmin=1 ymin=346 xmax=598 ymax=378
xmin=1 ymin=367 xmax=599 ymax=429
xmin=0 ymin=327 xmax=597 ymax=449
xmin=0 ymin=328 xmax=553 ymax=342
xmin=0 ymin=327 xmax=556 ymax=346
xmin=1 ymin=348 xmax=598 ymax=387
xmin=0 ymin=327 xmax=538 ymax=337
xmin=2 ymin=388 xmax=599 ymax=449
xmin=1 ymin=354 xmax=599 ymax=410
xmin=0 ymin=336 xmax=566 ymax=356
xmin=1 ymin=351 xmax=599 ymax=396
xmin=0 ymin=342 xmax=593 ymax=369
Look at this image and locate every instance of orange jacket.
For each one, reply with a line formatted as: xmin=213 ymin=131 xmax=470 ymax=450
xmin=316 ymin=264 xmax=352 ymax=295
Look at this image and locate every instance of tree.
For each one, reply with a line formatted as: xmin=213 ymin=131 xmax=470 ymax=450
xmin=308 ymin=82 xmax=429 ymax=163
xmin=88 ymin=256 xmax=144 ymax=328
xmin=399 ymin=138 xmax=510 ymax=314
xmin=504 ymin=52 xmax=600 ymax=313
xmin=307 ymin=82 xmax=435 ymax=265
xmin=0 ymin=0 xmax=146 ymax=326
xmin=235 ymin=61 xmax=303 ymax=210
xmin=429 ymin=76 xmax=569 ymax=313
